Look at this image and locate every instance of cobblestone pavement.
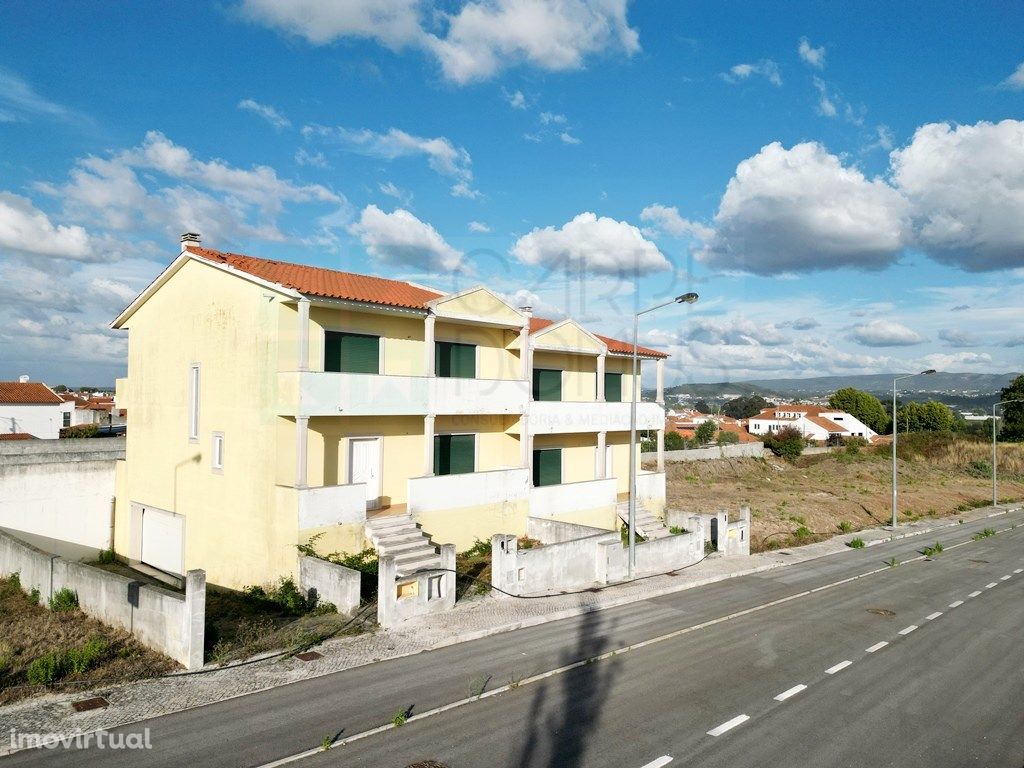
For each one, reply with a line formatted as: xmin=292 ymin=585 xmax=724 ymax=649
xmin=0 ymin=504 xmax=1016 ymax=745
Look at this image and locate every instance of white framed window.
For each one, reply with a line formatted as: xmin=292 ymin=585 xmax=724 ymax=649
xmin=62 ymin=411 xmax=71 ymax=428
xmin=212 ymin=432 xmax=224 ymax=474
xmin=188 ymin=364 xmax=200 ymax=442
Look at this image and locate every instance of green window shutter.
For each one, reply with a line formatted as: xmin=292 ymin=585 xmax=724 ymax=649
xmin=532 ymin=448 xmax=562 ymax=487
xmin=604 ymin=373 xmax=623 ymax=402
xmin=532 ymin=369 xmax=562 ymax=401
xmin=325 ymin=332 xmax=379 ymax=374
xmin=435 ymin=341 xmax=476 ymax=378
xmin=433 ymin=434 xmax=475 ymax=476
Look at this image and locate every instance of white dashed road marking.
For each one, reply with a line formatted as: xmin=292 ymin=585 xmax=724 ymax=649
xmin=1014 ymin=568 xmax=1022 ymax=574
xmin=899 ymin=625 xmax=918 ymax=635
xmin=774 ymin=684 xmax=807 ymax=701
xmin=707 ymin=715 xmax=749 ymax=737
xmin=925 ymin=612 xmax=942 ymax=621
xmin=825 ymin=661 xmax=853 ymax=675
xmin=949 ymin=600 xmax=963 ymax=608
xmin=1000 ymin=575 xmax=1011 ymax=581
xmin=639 ymin=757 xmax=673 ymax=768
xmin=865 ymin=641 xmax=888 ymax=653
xmin=969 ymin=591 xmax=982 ymax=597
xmin=985 ymin=582 xmax=998 ymax=589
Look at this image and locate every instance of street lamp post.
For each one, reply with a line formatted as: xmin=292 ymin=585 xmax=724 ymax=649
xmin=629 ymin=292 xmax=699 ymax=577
xmin=992 ymin=399 xmax=1024 ymax=507
xmin=891 ymin=369 xmax=936 ymax=528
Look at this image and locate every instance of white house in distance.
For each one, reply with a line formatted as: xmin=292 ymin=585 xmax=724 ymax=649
xmin=747 ymin=405 xmax=877 ymax=444
xmin=0 ymin=377 xmax=74 ymax=439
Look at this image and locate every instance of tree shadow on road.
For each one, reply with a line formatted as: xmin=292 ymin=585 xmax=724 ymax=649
xmin=511 ymin=599 xmax=620 ymax=767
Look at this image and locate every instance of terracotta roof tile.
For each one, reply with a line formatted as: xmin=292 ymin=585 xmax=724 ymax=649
xmin=528 ymin=317 xmax=667 ymax=359
xmin=187 ymin=246 xmax=444 ymax=310
xmin=0 ymin=382 xmax=62 ymax=405
xmin=0 ymin=432 xmax=35 ymax=440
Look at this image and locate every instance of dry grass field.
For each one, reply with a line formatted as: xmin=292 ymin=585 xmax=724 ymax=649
xmin=663 ymin=435 xmax=1024 ymax=552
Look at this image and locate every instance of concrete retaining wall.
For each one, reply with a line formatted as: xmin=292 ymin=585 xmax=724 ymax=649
xmin=493 ymin=530 xmax=618 ymax=595
xmin=377 ymin=544 xmax=456 ymax=628
xmin=642 ymin=442 xmax=765 ymax=463
xmin=526 ymin=516 xmax=611 ymax=545
xmin=599 ymin=525 xmax=704 ymax=582
xmin=298 ymin=555 xmax=361 ymax=615
xmin=0 ymin=438 xmax=123 ymax=552
xmin=0 ymin=528 xmax=205 ymax=669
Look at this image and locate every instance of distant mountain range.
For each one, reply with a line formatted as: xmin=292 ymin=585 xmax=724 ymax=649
xmin=662 ymin=372 xmax=1022 ymax=403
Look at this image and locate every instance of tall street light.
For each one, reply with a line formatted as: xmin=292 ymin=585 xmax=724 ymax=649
xmin=629 ymin=292 xmax=699 ymax=577
xmin=992 ymin=399 xmax=1024 ymax=507
xmin=891 ymin=369 xmax=936 ymax=528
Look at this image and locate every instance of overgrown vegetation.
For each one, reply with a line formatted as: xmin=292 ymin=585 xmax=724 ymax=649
xmin=972 ymin=528 xmax=997 ymax=541
xmin=669 ymin=526 xmax=689 ymax=535
xmin=921 ymin=542 xmax=944 ymax=557
xmin=838 ymin=521 xmax=854 ymax=533
xmin=48 ymin=588 xmax=79 ymax=612
xmin=455 ymin=538 xmax=493 ymax=599
xmin=847 ymin=538 xmax=866 ymax=549
xmin=763 ymin=426 xmax=805 ymax=459
xmin=296 ymin=533 xmax=379 ymax=601
xmin=620 ymin=524 xmax=647 ymax=546
xmin=0 ymin=574 xmax=176 ymax=704
xmin=58 ymin=424 xmax=98 ymax=439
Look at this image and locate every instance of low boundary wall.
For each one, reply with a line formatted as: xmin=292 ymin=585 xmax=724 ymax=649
xmin=526 ymin=516 xmax=611 ymax=544
xmin=642 ymin=442 xmax=765 ymax=463
xmin=298 ymin=555 xmax=361 ymax=616
xmin=0 ymin=529 xmax=204 ymax=669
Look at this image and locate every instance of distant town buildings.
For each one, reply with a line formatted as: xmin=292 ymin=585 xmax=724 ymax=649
xmin=0 ymin=376 xmax=73 ymax=439
xmin=666 ymin=409 xmax=758 ymax=443
xmin=747 ymin=404 xmax=878 ymax=444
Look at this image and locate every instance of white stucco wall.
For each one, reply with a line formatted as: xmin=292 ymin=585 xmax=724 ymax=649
xmin=0 ymin=402 xmax=73 ymax=439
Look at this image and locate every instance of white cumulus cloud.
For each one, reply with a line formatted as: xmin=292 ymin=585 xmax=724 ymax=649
xmin=639 ymin=204 xmax=713 ymax=240
xmin=511 ymin=212 xmax=671 ymax=275
xmin=849 ymin=319 xmax=924 ymax=347
xmin=999 ymin=61 xmax=1024 ymax=90
xmin=797 ymin=37 xmax=826 ymax=68
xmin=349 ymin=205 xmax=464 ymax=272
xmin=240 ymin=0 xmax=423 ymax=47
xmin=723 ymin=60 xmax=782 ymax=86
xmin=0 ymin=192 xmax=93 ymax=260
xmin=238 ymin=98 xmax=291 ymax=129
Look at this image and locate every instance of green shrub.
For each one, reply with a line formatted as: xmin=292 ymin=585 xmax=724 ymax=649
xmin=620 ymin=525 xmax=646 ymax=546
xmin=461 ymin=538 xmax=492 ymax=558
xmin=49 ymin=588 xmax=79 ymax=612
xmin=26 ymin=639 xmax=109 ymax=685
xmin=59 ymin=424 xmax=98 ymax=439
xmin=669 ymin=526 xmax=689 ymax=535
xmin=972 ymin=527 xmax=997 ymax=540
xmin=763 ymin=426 xmax=804 ymax=460
xmin=242 ymin=577 xmax=310 ymax=615
xmin=966 ymin=460 xmax=992 ymax=478
xmin=921 ymin=542 xmax=944 ymax=557
xmin=847 ymin=538 xmax=866 ymax=549
xmin=716 ymin=430 xmax=740 ymax=446
xmin=517 ymin=536 xmax=541 ymax=550
xmin=96 ymin=548 xmax=116 ymax=565
xmin=793 ymin=526 xmax=812 ymax=539
xmin=838 ymin=521 xmax=854 ymax=533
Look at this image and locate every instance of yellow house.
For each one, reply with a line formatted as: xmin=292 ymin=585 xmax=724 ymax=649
xmin=112 ymin=235 xmax=669 ymax=589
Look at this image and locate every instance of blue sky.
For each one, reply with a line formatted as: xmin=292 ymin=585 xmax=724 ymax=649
xmin=1 ymin=0 xmax=1023 ymax=386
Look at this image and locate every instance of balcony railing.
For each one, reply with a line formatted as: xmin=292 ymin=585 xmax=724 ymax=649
xmin=529 ymin=477 xmax=617 ymax=519
xmin=526 ymin=401 xmax=664 ymax=434
xmin=278 ymin=371 xmax=530 ymax=417
xmin=407 ymin=467 xmax=530 ymax=514
xmin=277 ymin=482 xmax=368 ymax=529
xmin=635 ymin=470 xmax=666 ymax=502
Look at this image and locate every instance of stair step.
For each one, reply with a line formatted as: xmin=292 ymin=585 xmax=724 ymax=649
xmin=396 ymin=557 xmax=443 ymax=575
xmin=367 ymin=517 xmax=416 ymax=532
xmin=373 ymin=530 xmax=426 ymax=546
xmin=384 ymin=540 xmax=436 ymax=556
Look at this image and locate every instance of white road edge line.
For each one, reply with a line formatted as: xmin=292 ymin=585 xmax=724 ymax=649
xmin=985 ymin=582 xmax=998 ymax=589
xmin=825 ymin=660 xmax=853 ymax=674
xmin=1001 ymin=575 xmax=1011 ymax=581
xmin=639 ymin=757 xmax=673 ymax=768
xmin=774 ymin=684 xmax=808 ymax=701
xmin=865 ymin=641 xmax=888 ymax=653
xmin=1014 ymin=568 xmax=1023 ymax=574
xmin=925 ymin=611 xmax=943 ymax=621
xmin=707 ymin=715 xmax=750 ymax=737
xmin=949 ymin=600 xmax=964 ymax=608
xmin=899 ymin=625 xmax=918 ymax=635
xmin=968 ymin=590 xmax=982 ymax=597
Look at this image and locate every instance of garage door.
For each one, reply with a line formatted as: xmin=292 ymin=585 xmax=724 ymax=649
xmin=141 ymin=507 xmax=184 ymax=576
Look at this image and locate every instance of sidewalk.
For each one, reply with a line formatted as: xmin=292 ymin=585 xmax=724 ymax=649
xmin=2 ymin=503 xmax=1019 ymax=744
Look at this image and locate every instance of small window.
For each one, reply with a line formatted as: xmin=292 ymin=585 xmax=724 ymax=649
xmin=435 ymin=341 xmax=476 ymax=378
xmin=325 ymin=331 xmax=380 ymax=374
xmin=532 ymin=448 xmax=562 ymax=487
xmin=604 ymin=372 xmax=623 ymax=402
xmin=433 ymin=433 xmax=475 ymax=476
xmin=212 ymin=432 xmax=224 ymax=474
xmin=532 ymin=369 xmax=562 ymax=401
xmin=188 ymin=364 xmax=200 ymax=442
xmin=62 ymin=411 xmax=71 ymax=427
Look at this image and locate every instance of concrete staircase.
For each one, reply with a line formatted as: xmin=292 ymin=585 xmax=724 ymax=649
xmin=616 ymin=499 xmax=671 ymax=540
xmin=364 ymin=514 xmax=441 ymax=576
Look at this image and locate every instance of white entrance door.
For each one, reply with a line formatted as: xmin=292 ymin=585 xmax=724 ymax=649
xmin=140 ymin=507 xmax=184 ymax=576
xmin=349 ymin=437 xmax=382 ymax=509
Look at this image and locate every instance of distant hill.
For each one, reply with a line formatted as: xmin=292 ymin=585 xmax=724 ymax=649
xmin=662 ymin=372 xmax=1021 ymax=406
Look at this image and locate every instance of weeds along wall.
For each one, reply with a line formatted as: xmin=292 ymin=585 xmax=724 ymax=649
xmin=0 ymin=528 xmax=205 ymax=669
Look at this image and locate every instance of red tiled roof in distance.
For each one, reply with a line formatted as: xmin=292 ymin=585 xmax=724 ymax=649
xmin=0 ymin=382 xmax=62 ymax=405
xmin=187 ymin=246 xmax=444 ymax=310
xmin=0 ymin=433 xmax=35 ymax=440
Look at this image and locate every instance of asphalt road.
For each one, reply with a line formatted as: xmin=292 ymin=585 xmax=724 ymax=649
xmin=5 ymin=509 xmax=1023 ymax=768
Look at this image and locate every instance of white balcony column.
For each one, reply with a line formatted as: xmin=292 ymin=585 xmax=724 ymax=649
xmin=597 ymin=351 xmax=606 ymax=402
xmin=519 ymin=323 xmax=531 ymax=381
xmin=424 ymin=313 xmax=436 ymax=377
xmin=295 ymin=416 xmax=309 ymax=488
xmin=423 ymin=414 xmax=435 ymax=476
xmin=597 ymin=430 xmax=607 ymax=478
xmin=520 ymin=415 xmax=530 ymax=468
xmin=656 ymin=428 xmax=665 ymax=472
xmin=656 ymin=358 xmax=665 ymax=406
xmin=297 ymin=297 xmax=310 ymax=372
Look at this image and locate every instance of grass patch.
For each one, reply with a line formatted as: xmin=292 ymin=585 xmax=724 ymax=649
xmin=620 ymin=525 xmax=647 ymax=546
xmin=392 ymin=708 xmax=408 ymax=727
xmin=972 ymin=528 xmax=997 ymax=541
xmin=921 ymin=542 xmax=945 ymax=557
xmin=838 ymin=521 xmax=854 ymax=533
xmin=48 ymin=588 xmax=79 ymax=613
xmin=455 ymin=539 xmax=493 ymax=599
xmin=669 ymin=526 xmax=689 ymax=535
xmin=847 ymin=538 xmax=866 ymax=549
